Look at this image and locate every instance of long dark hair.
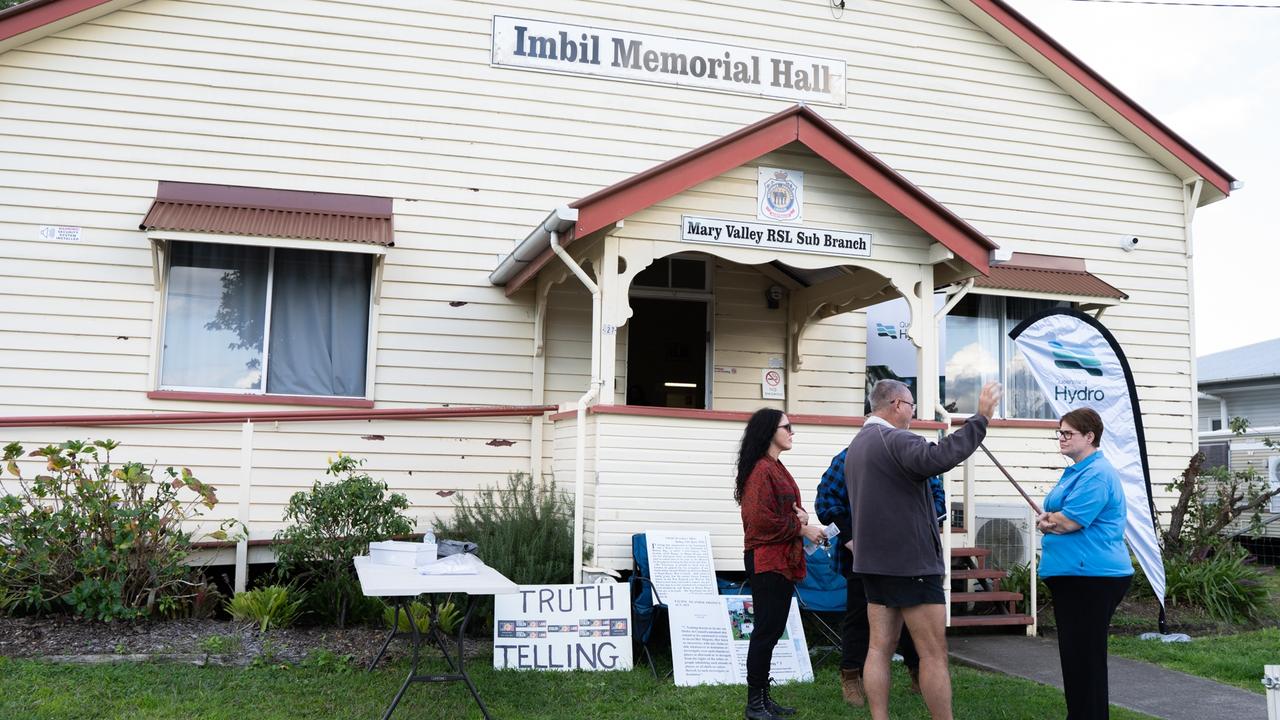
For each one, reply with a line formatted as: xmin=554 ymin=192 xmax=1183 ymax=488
xmin=735 ymin=407 xmax=784 ymax=505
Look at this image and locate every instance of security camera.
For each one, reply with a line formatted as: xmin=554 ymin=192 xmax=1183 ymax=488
xmin=1120 ymin=236 xmax=1139 ymax=252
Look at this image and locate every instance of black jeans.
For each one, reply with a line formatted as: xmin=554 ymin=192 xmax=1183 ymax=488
xmin=745 ymin=553 xmax=795 ymax=690
xmin=841 ymin=573 xmax=920 ymax=672
xmin=1045 ymin=575 xmax=1132 ymax=720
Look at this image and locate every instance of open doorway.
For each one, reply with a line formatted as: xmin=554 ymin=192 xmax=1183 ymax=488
xmin=625 ymin=297 xmax=709 ymax=409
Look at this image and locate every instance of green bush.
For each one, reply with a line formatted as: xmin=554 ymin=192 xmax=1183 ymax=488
xmin=1141 ymin=544 xmax=1269 ymax=623
xmin=0 ymin=440 xmax=231 ymax=620
xmin=382 ymin=599 xmax=462 ymax=635
xmin=227 ymin=585 xmax=304 ymax=632
xmin=433 ymin=472 xmax=585 ymax=588
xmin=272 ymin=453 xmax=413 ymax=627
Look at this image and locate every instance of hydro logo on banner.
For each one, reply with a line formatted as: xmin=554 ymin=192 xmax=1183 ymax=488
xmin=1009 ymin=308 xmax=1166 ymax=623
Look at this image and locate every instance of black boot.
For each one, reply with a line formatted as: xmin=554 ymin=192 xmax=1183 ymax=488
xmin=745 ymin=687 xmax=780 ymax=720
xmin=763 ymin=680 xmax=797 ymax=717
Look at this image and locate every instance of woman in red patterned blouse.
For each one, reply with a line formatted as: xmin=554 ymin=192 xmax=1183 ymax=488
xmin=735 ymin=408 xmax=826 ymax=720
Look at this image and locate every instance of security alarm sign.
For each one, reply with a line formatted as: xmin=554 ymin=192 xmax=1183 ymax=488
xmin=761 ymin=369 xmax=784 ymax=399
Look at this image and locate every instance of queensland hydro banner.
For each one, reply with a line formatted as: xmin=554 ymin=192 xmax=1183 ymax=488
xmin=1009 ymin=308 xmax=1165 ymax=615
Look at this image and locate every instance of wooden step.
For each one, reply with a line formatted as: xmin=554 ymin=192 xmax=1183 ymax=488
xmin=950 ymin=591 xmax=1022 ymax=603
xmin=950 ymin=546 xmax=990 ymax=558
xmin=949 ymin=614 xmax=1034 ymax=628
xmin=949 ymin=525 xmax=967 ymax=533
xmin=951 ymin=568 xmax=1007 ymax=581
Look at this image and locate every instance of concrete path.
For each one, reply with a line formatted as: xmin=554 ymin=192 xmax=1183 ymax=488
xmin=949 ymin=634 xmax=1267 ymax=720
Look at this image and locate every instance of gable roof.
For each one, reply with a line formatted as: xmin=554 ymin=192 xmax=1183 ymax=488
xmin=2 ymin=0 xmax=1236 ymax=203
xmin=947 ymin=0 xmax=1236 ymax=202
xmin=494 ymin=104 xmax=999 ymax=295
xmin=1199 ymin=338 xmax=1280 ymax=385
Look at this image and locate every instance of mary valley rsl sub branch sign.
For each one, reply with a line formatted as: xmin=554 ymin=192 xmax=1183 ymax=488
xmin=683 ymin=216 xmax=872 ymax=259
xmin=492 ymin=16 xmax=846 ymax=105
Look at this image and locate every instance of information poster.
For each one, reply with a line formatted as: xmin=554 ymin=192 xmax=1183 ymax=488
xmin=668 ymin=593 xmax=812 ymax=686
xmin=493 ymin=583 xmax=632 ymax=671
xmin=645 ymin=530 xmax=718 ymax=600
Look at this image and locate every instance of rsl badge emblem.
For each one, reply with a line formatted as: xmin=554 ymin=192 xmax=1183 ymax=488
xmin=757 ymin=167 xmax=803 ymax=222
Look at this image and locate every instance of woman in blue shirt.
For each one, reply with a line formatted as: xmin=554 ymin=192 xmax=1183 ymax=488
xmin=1037 ymin=407 xmax=1133 ymax=720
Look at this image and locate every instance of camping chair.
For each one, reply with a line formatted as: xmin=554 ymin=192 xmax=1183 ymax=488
xmin=794 ymin=541 xmax=847 ymax=667
xmin=630 ymin=533 xmax=671 ymax=679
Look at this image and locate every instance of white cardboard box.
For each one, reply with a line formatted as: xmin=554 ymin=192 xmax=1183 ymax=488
xmin=369 ymin=540 xmax=437 ymax=567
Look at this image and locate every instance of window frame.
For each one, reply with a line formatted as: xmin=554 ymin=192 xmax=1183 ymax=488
xmin=148 ymin=234 xmax=384 ymax=403
xmin=941 ymin=289 xmax=1075 ymax=420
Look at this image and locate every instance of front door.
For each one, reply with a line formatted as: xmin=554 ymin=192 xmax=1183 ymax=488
xmin=625 ymin=297 xmax=708 ymax=409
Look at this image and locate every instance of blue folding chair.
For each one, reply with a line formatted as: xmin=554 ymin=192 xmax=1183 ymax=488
xmin=630 ymin=533 xmax=670 ymax=678
xmin=794 ymin=541 xmax=847 ymax=666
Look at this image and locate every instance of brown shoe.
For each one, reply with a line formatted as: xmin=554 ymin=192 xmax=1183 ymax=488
xmin=908 ymin=667 xmax=921 ymax=695
xmin=840 ymin=667 xmax=866 ymax=707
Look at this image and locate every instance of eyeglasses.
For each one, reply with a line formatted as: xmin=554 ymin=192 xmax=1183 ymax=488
xmin=778 ymin=423 xmax=794 ymax=434
xmin=895 ymin=399 xmax=916 ymax=410
xmin=1055 ymin=430 xmax=1076 ymax=440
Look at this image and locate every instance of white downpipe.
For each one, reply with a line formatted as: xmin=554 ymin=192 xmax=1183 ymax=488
xmin=1199 ymin=391 xmax=1228 ymax=432
xmin=550 ymin=229 xmax=600 ymax=584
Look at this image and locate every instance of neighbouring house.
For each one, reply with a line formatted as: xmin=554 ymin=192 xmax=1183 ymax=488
xmin=0 ymin=0 xmax=1235 ymax=625
xmin=1197 ymin=338 xmax=1280 ymax=541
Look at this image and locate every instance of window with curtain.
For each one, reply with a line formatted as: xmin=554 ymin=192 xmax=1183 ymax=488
xmin=160 ymin=241 xmax=373 ymax=397
xmin=941 ymin=294 xmax=1066 ymax=419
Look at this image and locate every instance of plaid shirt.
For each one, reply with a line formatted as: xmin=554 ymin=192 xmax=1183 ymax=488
xmin=815 ymin=447 xmax=946 ymax=575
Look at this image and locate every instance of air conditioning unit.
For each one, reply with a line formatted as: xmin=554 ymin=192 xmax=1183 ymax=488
xmin=1268 ymin=456 xmax=1280 ymax=514
xmin=973 ymin=503 xmax=1035 ymax=570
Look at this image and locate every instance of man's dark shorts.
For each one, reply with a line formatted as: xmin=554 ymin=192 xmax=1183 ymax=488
xmin=860 ymin=573 xmax=945 ymax=607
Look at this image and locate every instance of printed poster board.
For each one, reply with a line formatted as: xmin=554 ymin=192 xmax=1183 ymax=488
xmin=667 ymin=593 xmax=813 ymax=686
xmin=644 ymin=530 xmax=718 ymax=600
xmin=493 ymin=583 xmax=632 ymax=671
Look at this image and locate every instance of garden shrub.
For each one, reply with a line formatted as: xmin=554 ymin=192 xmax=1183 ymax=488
xmin=0 ymin=440 xmax=231 ymax=620
xmin=433 ymin=472 xmax=584 ymax=588
xmin=1133 ymin=544 xmax=1268 ymax=623
xmin=227 ymin=585 xmax=304 ymax=632
xmin=272 ymin=453 xmax=413 ymax=627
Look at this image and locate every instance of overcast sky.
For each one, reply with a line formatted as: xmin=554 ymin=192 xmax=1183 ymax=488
xmin=1004 ymin=0 xmax=1280 ymax=357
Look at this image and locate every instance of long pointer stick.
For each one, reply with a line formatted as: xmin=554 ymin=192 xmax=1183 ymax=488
xmin=978 ymin=443 xmax=1042 ymax=515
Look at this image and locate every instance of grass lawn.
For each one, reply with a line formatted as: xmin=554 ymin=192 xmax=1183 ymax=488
xmin=1109 ymin=628 xmax=1279 ymax=694
xmin=0 ymin=655 xmax=1157 ymax=720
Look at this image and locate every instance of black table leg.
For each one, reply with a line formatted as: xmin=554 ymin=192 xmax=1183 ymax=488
xmin=376 ymin=593 xmax=495 ymax=720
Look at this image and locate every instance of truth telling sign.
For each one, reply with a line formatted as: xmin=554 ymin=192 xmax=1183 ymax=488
xmin=493 ymin=583 xmax=632 ymax=671
xmin=682 ymin=215 xmax=872 ymax=259
xmin=492 ymin=16 xmax=846 ymax=106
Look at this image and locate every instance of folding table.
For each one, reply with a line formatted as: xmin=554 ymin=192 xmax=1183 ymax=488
xmin=354 ymin=556 xmax=518 ymax=720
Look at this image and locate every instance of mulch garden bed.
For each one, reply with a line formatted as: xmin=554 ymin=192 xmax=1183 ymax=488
xmin=0 ymin=616 xmax=492 ymax=667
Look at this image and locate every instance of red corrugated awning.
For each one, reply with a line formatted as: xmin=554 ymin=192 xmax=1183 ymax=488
xmin=974 ymin=253 xmax=1126 ymax=300
xmin=140 ymin=181 xmax=394 ymax=247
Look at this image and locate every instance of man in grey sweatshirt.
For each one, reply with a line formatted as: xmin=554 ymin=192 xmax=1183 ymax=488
xmin=845 ymin=379 xmax=1000 ymax=720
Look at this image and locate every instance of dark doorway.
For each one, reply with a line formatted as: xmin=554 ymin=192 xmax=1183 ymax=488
xmin=626 ymin=298 xmax=708 ymax=409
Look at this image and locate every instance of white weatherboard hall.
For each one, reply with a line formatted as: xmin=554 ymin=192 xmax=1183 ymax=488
xmin=0 ymin=0 xmax=1235 ymax=626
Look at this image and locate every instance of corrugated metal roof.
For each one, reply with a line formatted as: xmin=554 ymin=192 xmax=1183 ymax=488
xmin=1198 ymin=338 xmax=1280 ymax=384
xmin=974 ymin=264 xmax=1127 ymax=300
xmin=141 ymin=181 xmax=393 ymax=246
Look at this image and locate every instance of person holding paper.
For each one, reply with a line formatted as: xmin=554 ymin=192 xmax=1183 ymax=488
xmin=736 ymin=407 xmax=827 ymax=720
xmin=815 ymin=447 xmax=945 ymax=705
xmin=1037 ymin=407 xmax=1132 ymax=720
xmin=846 ymin=379 xmax=999 ymax=720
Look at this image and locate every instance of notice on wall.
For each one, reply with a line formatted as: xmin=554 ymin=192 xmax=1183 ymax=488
xmin=493 ymin=583 xmax=632 ymax=671
xmin=38 ymin=225 xmax=81 ymax=242
xmin=762 ymin=368 xmax=785 ymax=399
xmin=645 ymin=531 xmax=718 ymax=600
xmin=668 ymin=593 xmax=813 ymax=686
